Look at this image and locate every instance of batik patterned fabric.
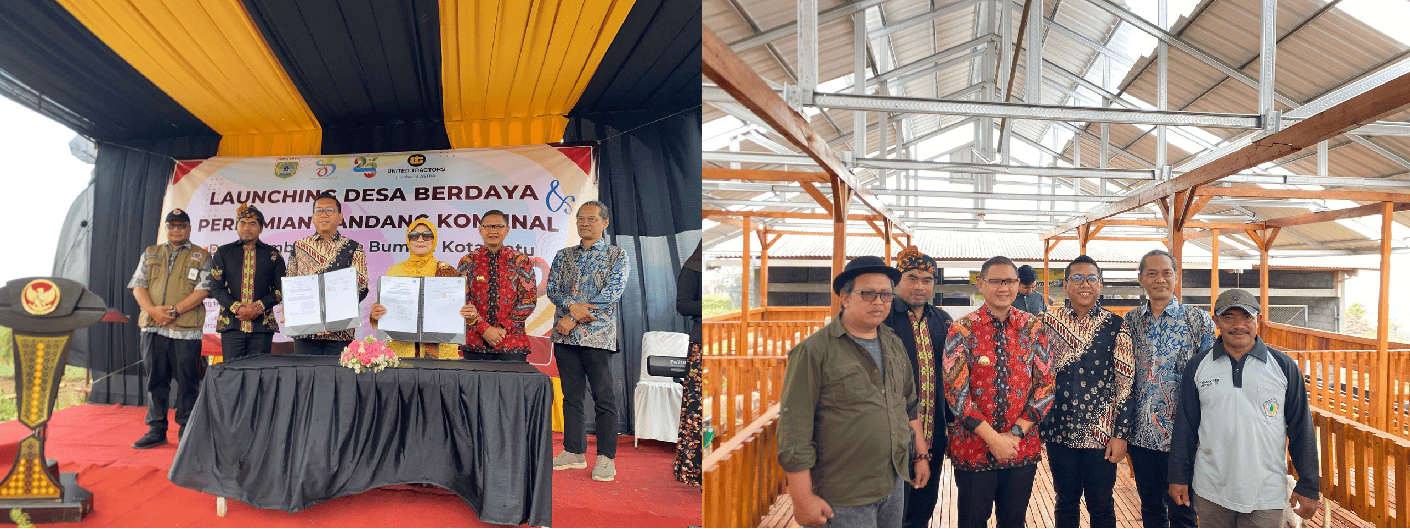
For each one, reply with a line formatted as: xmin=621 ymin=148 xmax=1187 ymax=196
xmin=546 ymin=238 xmax=629 ymax=350
xmin=910 ymin=310 xmax=938 ymax=444
xmin=942 ymin=307 xmax=1053 ymax=472
xmin=458 ymin=246 xmax=537 ymax=356
xmin=1040 ymin=300 xmax=1136 ymax=449
xmin=1123 ymin=299 xmax=1215 ymax=452
xmin=287 ymin=232 xmax=369 ymax=342
xmin=207 ymin=239 xmax=284 ymax=334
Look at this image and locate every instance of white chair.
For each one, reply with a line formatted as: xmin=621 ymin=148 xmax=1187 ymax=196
xmin=633 ymin=331 xmax=689 ymax=446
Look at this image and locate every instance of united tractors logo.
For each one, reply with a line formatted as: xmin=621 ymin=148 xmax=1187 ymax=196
xmin=408 ymin=154 xmax=426 ymax=167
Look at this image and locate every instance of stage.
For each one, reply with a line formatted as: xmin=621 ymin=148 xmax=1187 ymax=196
xmin=0 ymin=404 xmax=700 ymax=527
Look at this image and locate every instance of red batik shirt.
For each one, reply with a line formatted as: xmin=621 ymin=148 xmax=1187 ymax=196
xmin=942 ymin=306 xmax=1053 ymax=471
xmin=457 ymin=246 xmax=538 ymax=355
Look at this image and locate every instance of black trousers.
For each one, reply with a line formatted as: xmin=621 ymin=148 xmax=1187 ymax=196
xmin=1046 ymin=442 xmax=1118 ymax=528
xmin=141 ymin=332 xmax=202 ymax=430
xmin=954 ymin=463 xmax=1037 ymax=528
xmin=221 ymin=331 xmax=273 ymax=361
xmin=293 ymin=338 xmax=351 ymax=356
xmin=554 ymin=343 xmax=619 ymax=458
xmin=1128 ymin=444 xmax=1198 ymax=528
xmin=902 ymin=454 xmax=943 ymax=527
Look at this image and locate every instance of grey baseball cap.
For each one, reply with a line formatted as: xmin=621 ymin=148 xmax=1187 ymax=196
xmin=1213 ymin=288 xmax=1260 ymax=316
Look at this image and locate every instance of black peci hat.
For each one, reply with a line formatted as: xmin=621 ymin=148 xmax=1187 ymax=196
xmin=832 ymin=256 xmax=901 ymax=295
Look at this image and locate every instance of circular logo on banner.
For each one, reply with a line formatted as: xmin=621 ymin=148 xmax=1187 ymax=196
xmin=275 ymin=161 xmax=299 ymax=179
xmin=1263 ymin=399 xmax=1279 ymax=417
xmin=408 ymin=154 xmax=426 ymax=167
xmin=20 ymin=279 xmax=59 ymax=316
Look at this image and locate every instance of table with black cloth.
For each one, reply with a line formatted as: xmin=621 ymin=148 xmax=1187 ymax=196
xmin=167 ymin=355 xmax=552 ymax=526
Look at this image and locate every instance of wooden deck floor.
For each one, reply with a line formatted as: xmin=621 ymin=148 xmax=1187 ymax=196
xmin=760 ymin=456 xmax=1373 ymax=528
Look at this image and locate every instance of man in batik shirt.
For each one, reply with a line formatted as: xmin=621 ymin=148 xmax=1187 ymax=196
xmin=1039 ymin=255 xmax=1135 ymax=528
xmin=547 ymin=200 xmax=629 ymax=482
xmin=207 ymin=204 xmax=285 ymax=360
xmin=286 ymin=192 xmax=369 ymax=355
xmin=458 ymin=209 xmax=537 ymax=360
xmin=1123 ymin=249 xmax=1213 ymax=528
xmin=882 ymin=246 xmax=952 ymax=528
xmin=942 ymin=255 xmax=1052 ymax=528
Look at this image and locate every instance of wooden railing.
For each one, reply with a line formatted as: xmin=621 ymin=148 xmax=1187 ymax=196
xmin=1265 ymin=321 xmax=1410 ymax=352
xmin=704 ymin=356 xmax=787 ymax=444
xmin=1287 ymin=349 xmax=1410 ymax=439
xmin=704 ymin=307 xmax=830 ymax=356
xmin=1312 ymin=404 xmax=1410 ymax=527
xmin=703 ymin=403 xmax=784 ymax=529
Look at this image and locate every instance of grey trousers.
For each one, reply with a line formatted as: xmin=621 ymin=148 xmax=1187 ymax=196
xmin=1194 ymin=493 xmax=1283 ymax=528
xmin=824 ymin=475 xmax=905 ymax=528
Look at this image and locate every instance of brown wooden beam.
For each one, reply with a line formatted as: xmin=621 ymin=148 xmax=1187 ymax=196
xmin=703 ymin=166 xmax=828 ymax=183
xmin=1210 ymin=228 xmax=1220 ymax=313
xmin=1377 ymin=201 xmax=1393 ymax=430
xmin=703 ymin=209 xmax=883 ymax=221
xmin=704 ymin=25 xmax=914 ymax=236
xmin=799 ymin=181 xmax=834 ymax=212
xmin=1045 ymin=67 xmax=1410 ymax=239
xmin=1264 ymin=201 xmax=1410 ymax=228
xmin=1091 ymin=218 xmax=1267 ymax=230
xmin=1196 ymin=186 xmax=1410 ymax=203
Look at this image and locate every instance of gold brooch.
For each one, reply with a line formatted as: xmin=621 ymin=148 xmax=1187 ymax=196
xmin=977 ymin=356 xmax=992 ymax=367
xmin=475 ymin=275 xmax=486 ymax=282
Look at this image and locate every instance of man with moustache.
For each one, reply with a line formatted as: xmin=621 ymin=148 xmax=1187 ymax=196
xmin=1168 ymin=289 xmax=1319 ymax=527
xmin=286 ymin=192 xmax=369 ymax=355
xmin=1039 ymin=255 xmax=1135 ymax=528
xmin=1124 ymin=249 xmax=1214 ymax=528
xmin=882 ymin=246 xmax=952 ymax=528
xmin=778 ymin=256 xmax=921 ymax=528
xmin=128 ymin=208 xmax=212 ymax=448
xmin=458 ymin=210 xmax=538 ymax=361
xmin=207 ymin=204 xmax=285 ymax=360
xmin=942 ymin=255 xmax=1052 ymax=528
xmin=547 ymin=200 xmax=629 ymax=482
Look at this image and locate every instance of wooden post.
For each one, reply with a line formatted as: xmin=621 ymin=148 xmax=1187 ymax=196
xmin=1210 ymin=228 xmax=1220 ymax=315
xmin=757 ymin=228 xmax=770 ymax=310
xmin=1259 ymin=238 xmax=1269 ymax=328
xmin=741 ymin=216 xmax=752 ymax=336
xmin=1042 ymin=239 xmax=1053 ymax=303
xmin=1377 ymin=201 xmax=1393 ymax=430
xmin=1078 ymin=224 xmax=1089 ymax=255
xmin=831 ymin=178 xmax=848 ymax=314
xmin=1171 ymin=230 xmax=1185 ymax=300
xmin=884 ymin=220 xmax=894 ymax=266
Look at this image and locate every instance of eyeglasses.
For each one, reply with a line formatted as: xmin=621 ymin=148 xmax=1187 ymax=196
xmin=982 ymin=278 xmax=1019 ymax=287
xmin=852 ymin=290 xmax=894 ymax=302
xmin=1067 ymin=274 xmax=1102 ymax=285
xmin=408 ymin=231 xmax=434 ymax=241
xmin=166 ymin=223 xmax=190 ymax=230
xmin=313 ymin=207 xmax=339 ymax=215
xmin=481 ymin=224 xmax=507 ymax=230
xmin=577 ymin=216 xmax=603 ymax=223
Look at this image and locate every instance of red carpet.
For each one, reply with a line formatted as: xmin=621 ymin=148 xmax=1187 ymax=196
xmin=0 ymin=405 xmax=701 ymax=527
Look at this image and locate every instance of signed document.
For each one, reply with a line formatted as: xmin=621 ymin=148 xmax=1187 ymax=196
xmin=282 ymin=267 xmax=362 ymax=336
xmin=375 ymin=275 xmax=467 ymax=344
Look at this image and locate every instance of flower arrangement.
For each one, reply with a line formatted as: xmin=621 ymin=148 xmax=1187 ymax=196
xmin=340 ymin=336 xmax=401 ymax=373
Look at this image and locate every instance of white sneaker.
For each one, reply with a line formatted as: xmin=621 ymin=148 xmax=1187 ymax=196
xmin=591 ymin=456 xmax=616 ymax=482
xmin=552 ymin=450 xmax=587 ymax=470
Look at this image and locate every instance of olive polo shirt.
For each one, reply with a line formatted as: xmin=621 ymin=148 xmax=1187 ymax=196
xmin=777 ymin=318 xmax=918 ymax=508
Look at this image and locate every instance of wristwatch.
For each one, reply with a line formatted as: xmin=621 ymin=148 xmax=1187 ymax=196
xmin=1010 ymin=424 xmax=1024 ymax=437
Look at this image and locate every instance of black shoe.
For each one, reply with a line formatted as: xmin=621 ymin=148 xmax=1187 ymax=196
xmin=133 ymin=429 xmax=168 ymax=449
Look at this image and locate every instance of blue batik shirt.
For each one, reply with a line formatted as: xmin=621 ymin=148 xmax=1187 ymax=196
xmin=1123 ymin=299 xmax=1215 ymax=452
xmin=547 ymin=238 xmax=630 ymax=351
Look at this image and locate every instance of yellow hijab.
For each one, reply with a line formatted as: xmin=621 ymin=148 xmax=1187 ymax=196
xmin=388 ymin=218 xmax=443 ymax=277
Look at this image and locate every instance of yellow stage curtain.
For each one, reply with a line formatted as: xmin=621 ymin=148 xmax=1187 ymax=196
xmin=440 ymin=0 xmax=635 ymax=148
xmin=53 ymin=0 xmax=321 ymax=157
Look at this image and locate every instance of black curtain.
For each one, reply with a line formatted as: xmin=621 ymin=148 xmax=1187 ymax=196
xmin=563 ymin=108 xmax=701 ymax=435
xmin=86 ymin=137 xmax=220 ymax=405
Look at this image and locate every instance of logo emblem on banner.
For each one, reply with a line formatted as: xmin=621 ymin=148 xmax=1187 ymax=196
xmin=20 ymin=279 xmax=59 ymax=316
xmin=546 ymin=179 xmax=575 ymax=214
xmin=354 ymin=157 xmax=378 ymax=178
xmin=316 ymin=158 xmax=337 ymax=177
xmin=275 ymin=161 xmax=299 ymax=179
xmin=408 ymin=154 xmax=426 ymax=167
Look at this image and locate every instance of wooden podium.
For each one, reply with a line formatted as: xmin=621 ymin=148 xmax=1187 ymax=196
xmin=0 ymin=277 xmax=121 ymax=523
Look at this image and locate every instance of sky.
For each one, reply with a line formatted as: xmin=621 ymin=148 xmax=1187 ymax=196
xmin=0 ymin=98 xmax=94 ymax=285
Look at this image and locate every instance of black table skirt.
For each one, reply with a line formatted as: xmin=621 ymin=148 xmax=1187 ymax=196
xmin=168 ymin=355 xmax=552 ymax=526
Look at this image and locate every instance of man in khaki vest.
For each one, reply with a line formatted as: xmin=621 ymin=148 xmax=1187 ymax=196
xmin=128 ymin=209 xmax=211 ymax=449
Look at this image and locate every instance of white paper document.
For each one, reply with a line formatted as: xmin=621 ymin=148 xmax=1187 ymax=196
xmin=281 ymin=275 xmax=323 ymax=328
xmin=422 ymin=277 xmax=467 ymax=335
xmin=322 ymin=267 xmax=361 ymax=324
xmin=377 ymin=276 xmax=422 ymax=335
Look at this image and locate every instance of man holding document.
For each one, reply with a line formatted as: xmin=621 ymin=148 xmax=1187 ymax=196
xmin=457 ymin=210 xmax=538 ymax=361
xmin=284 ymin=192 xmax=369 ymax=355
xmin=369 ymin=219 xmax=467 ymax=359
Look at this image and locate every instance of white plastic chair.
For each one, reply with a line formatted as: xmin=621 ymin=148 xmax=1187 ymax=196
xmin=633 ymin=331 xmax=689 ymax=446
